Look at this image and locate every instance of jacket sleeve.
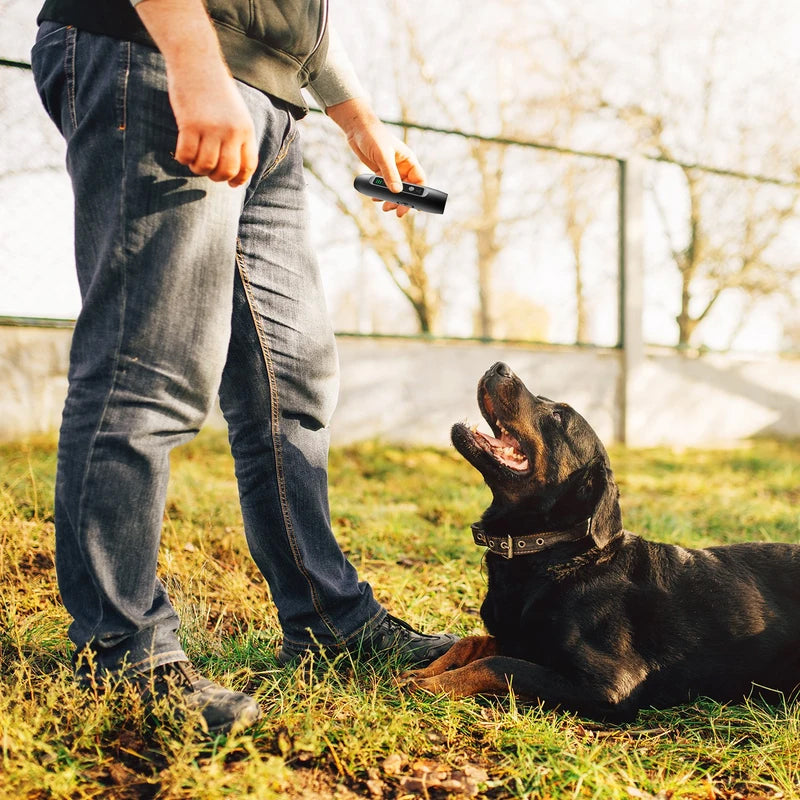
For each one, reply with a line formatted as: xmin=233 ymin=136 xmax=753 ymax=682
xmin=306 ymin=26 xmax=367 ymax=110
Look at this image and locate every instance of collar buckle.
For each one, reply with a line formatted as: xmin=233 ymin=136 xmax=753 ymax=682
xmin=471 ymin=523 xmax=487 ymax=546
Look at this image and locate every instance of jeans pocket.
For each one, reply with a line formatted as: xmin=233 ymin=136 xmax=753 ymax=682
xmin=30 ymin=22 xmax=73 ymax=133
xmin=32 ymin=20 xmax=67 ymax=49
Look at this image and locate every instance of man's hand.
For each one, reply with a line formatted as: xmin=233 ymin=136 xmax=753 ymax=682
xmin=326 ymin=97 xmax=426 ymax=218
xmin=166 ymin=60 xmax=257 ymax=187
xmin=135 ymin=0 xmax=258 ymax=188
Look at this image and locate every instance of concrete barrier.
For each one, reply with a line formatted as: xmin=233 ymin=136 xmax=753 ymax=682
xmin=1 ymin=323 xmax=798 ymax=447
xmin=0 ymin=324 xmax=72 ymax=441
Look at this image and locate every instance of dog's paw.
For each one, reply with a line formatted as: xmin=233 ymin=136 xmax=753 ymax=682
xmin=396 ymin=672 xmax=438 ymax=695
xmin=396 ymin=671 xmax=425 ymax=691
xmin=399 ymin=668 xmax=429 ymax=682
xmin=400 ymin=672 xmax=463 ymax=697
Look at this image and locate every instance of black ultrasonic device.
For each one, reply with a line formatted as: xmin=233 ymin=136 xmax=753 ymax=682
xmin=354 ymin=173 xmax=447 ymax=214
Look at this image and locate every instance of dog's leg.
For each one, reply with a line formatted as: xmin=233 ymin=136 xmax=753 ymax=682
xmin=405 ymin=655 xmax=512 ymax=697
xmin=406 ymin=655 xmax=638 ymax=720
xmin=402 ymin=635 xmax=498 ymax=679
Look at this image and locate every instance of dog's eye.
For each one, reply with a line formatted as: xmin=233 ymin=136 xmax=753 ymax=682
xmin=552 ymin=409 xmax=563 ymax=424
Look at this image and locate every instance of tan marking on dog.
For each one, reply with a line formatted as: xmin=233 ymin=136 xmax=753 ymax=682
xmin=410 ymin=660 xmax=511 ymax=698
xmin=403 ymin=635 xmax=497 ymax=680
xmin=529 ymin=439 xmax=550 ymax=485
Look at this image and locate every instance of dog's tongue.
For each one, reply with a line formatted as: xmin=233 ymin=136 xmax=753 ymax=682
xmin=487 ymin=425 xmax=519 ymax=449
xmin=477 ymin=430 xmax=504 ymax=447
xmin=472 ymin=425 xmax=529 ymax=470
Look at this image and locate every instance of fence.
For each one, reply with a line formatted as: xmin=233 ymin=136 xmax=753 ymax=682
xmin=4 ymin=49 xmax=800 ymax=345
xmin=2 ymin=50 xmax=800 ymax=445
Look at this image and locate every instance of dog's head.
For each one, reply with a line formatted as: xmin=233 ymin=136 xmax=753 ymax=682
xmin=451 ymin=362 xmax=622 ymax=548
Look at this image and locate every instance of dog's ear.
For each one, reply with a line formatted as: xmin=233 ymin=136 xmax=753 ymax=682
xmin=586 ymin=460 xmax=623 ymax=549
xmin=549 ymin=458 xmax=622 ymax=548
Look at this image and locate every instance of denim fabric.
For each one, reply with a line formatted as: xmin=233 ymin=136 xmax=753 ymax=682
xmin=31 ymin=22 xmax=383 ymax=672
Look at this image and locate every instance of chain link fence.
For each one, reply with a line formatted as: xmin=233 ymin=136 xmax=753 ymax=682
xmin=2 ymin=4 xmax=799 ymax=354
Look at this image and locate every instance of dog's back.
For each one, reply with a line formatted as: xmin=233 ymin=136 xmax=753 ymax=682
xmin=628 ymin=538 xmax=800 ymax=707
xmin=485 ymin=534 xmax=800 ymax=714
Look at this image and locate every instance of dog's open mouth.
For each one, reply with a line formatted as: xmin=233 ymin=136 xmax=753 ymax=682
xmin=468 ymin=422 xmax=530 ymax=471
xmin=456 ymin=388 xmax=530 ymax=473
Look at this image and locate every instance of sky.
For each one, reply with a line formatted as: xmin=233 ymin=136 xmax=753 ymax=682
xmin=1 ymin=0 xmax=798 ymax=352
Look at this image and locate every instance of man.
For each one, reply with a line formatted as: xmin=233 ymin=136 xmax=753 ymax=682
xmin=31 ymin=0 xmax=456 ymax=735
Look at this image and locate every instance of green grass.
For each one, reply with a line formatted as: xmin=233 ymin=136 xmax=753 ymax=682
xmin=1 ymin=431 xmax=799 ymax=799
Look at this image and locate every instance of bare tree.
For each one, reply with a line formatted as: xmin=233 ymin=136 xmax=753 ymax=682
xmin=600 ymin=0 xmax=800 ymax=349
xmin=507 ymin=7 xmax=620 ymax=345
xmin=304 ymin=152 xmax=441 ymax=333
xmin=649 ymin=166 xmax=799 ymax=347
xmin=304 ymin=0 xmax=552 ymax=339
xmin=621 ymin=79 xmax=800 ymax=348
xmin=470 ymin=139 xmax=506 ymax=339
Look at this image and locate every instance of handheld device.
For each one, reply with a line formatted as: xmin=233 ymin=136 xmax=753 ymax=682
xmin=353 ymin=173 xmax=447 ymax=214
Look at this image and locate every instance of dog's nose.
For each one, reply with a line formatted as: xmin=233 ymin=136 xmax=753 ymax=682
xmin=490 ymin=362 xmax=513 ymax=378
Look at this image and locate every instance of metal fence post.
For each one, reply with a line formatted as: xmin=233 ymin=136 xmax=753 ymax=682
xmin=617 ymin=157 xmax=645 ymax=445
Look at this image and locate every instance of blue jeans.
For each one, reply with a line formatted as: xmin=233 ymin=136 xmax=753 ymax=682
xmin=31 ymin=22 xmax=384 ymax=672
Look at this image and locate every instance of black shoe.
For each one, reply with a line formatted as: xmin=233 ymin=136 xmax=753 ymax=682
xmin=277 ymin=613 xmax=458 ymax=669
xmin=78 ymin=658 xmax=261 ymax=735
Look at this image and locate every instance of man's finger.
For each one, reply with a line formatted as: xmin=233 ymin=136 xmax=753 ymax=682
xmin=398 ymin=154 xmax=426 ymax=187
xmin=374 ymin=152 xmax=403 ymax=193
xmin=189 ymin=134 xmax=224 ymax=178
xmin=209 ymin=136 xmax=238 ymax=182
xmin=210 ymin=132 xmax=255 ymax=184
xmin=229 ymin=137 xmax=258 ymax=187
xmin=174 ymin=128 xmax=201 ymax=167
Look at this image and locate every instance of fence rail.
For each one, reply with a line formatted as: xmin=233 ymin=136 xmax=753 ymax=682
xmin=2 ymin=54 xmax=800 ymax=444
xmin=3 ymin=56 xmax=799 ymax=358
xmin=6 ymin=56 xmax=798 ymax=187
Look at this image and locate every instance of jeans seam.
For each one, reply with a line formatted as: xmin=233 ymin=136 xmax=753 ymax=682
xmin=340 ymin=607 xmax=387 ymax=645
xmin=280 ymin=607 xmax=387 ymax=648
xmin=64 ymin=26 xmax=77 ymax=132
xmin=262 ymin=112 xmax=297 ymax=180
xmin=234 ymin=241 xmax=343 ymax=641
xmin=116 ymin=41 xmax=130 ymax=131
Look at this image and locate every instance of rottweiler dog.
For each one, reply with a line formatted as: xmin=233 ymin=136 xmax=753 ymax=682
xmin=405 ymin=362 xmax=800 ymax=721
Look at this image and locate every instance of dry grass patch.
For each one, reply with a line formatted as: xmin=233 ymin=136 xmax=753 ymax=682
xmin=1 ymin=431 xmax=799 ymax=798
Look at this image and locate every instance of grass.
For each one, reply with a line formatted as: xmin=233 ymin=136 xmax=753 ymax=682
xmin=1 ymin=430 xmax=799 ymax=799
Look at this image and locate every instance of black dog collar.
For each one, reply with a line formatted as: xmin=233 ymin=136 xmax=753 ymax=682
xmin=471 ymin=518 xmax=593 ymax=559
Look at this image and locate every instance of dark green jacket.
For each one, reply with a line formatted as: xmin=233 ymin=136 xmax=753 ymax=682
xmin=36 ymin=0 xmax=329 ymax=116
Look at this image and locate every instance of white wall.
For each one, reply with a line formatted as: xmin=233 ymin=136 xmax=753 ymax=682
xmin=333 ymin=337 xmax=622 ymax=445
xmin=1 ymin=325 xmax=798 ymax=447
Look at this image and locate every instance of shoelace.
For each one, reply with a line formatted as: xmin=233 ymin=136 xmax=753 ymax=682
xmin=156 ymin=661 xmax=204 ymax=692
xmin=382 ymin=614 xmax=420 ymax=641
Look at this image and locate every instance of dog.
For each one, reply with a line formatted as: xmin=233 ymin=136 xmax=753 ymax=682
xmin=404 ymin=362 xmax=800 ymax=721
